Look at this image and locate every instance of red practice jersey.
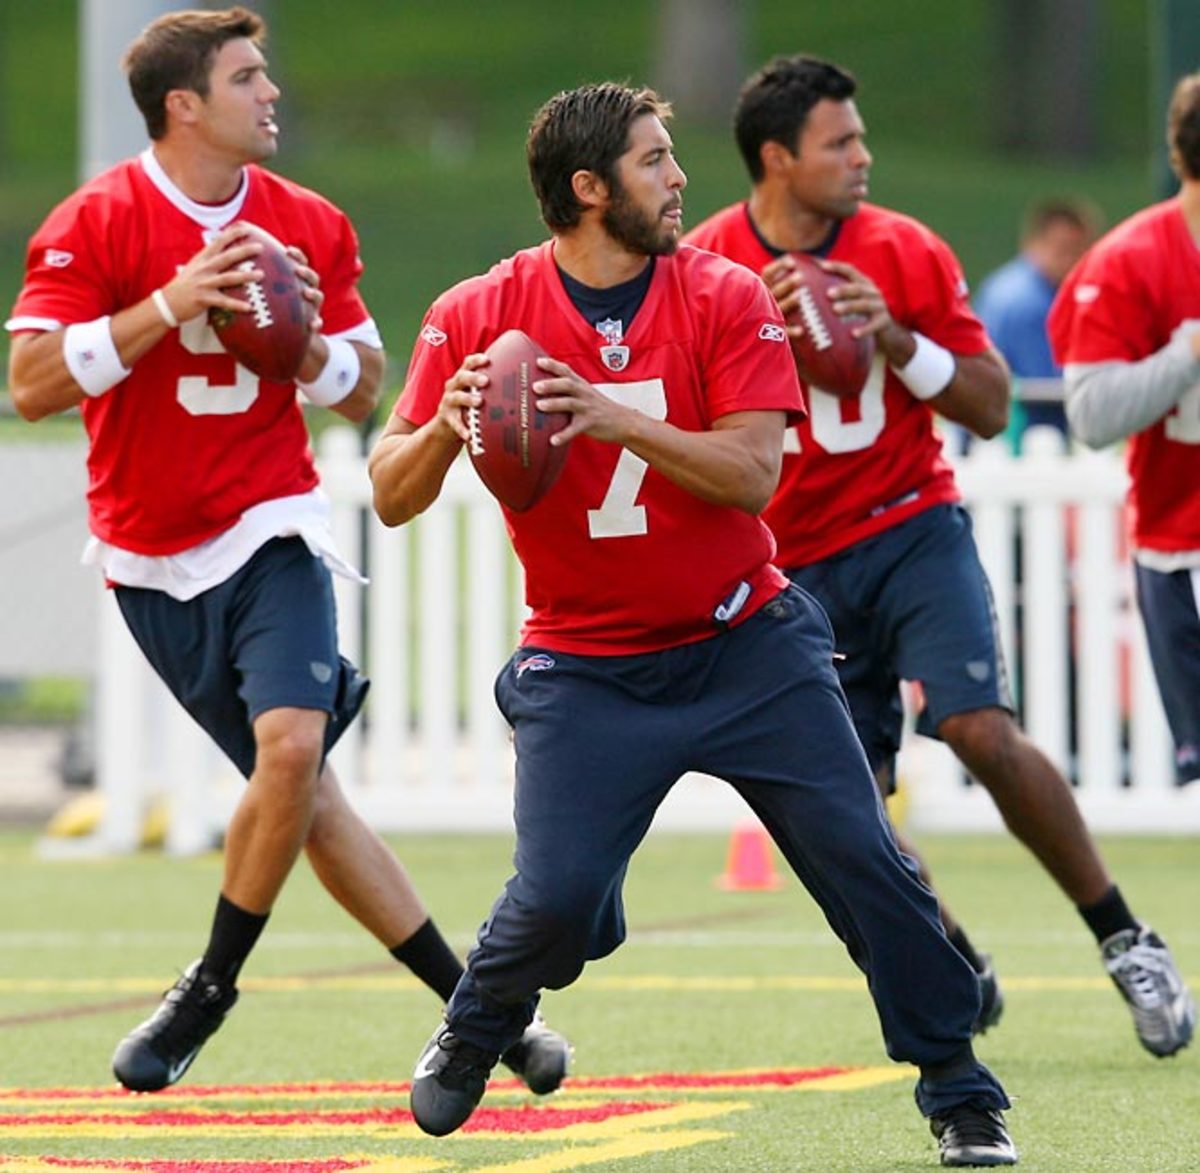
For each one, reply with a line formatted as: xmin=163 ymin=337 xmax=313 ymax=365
xmin=1048 ymin=199 xmax=1200 ymax=553
xmin=684 ymin=202 xmax=990 ymax=567
xmin=396 ymin=241 xmax=804 ymax=655
xmin=7 ymin=154 xmax=371 ymax=555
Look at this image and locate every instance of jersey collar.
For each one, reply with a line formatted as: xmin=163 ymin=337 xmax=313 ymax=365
xmin=139 ymin=147 xmax=250 ymax=232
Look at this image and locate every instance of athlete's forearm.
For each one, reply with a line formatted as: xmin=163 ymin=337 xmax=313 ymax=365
xmin=368 ymin=413 xmax=461 ymax=526
xmin=918 ymin=347 xmax=1010 ymax=439
xmin=1064 ymin=339 xmax=1200 ymax=448
xmin=324 ymin=342 xmax=386 ymax=424
xmin=620 ymin=409 xmax=786 ymax=515
xmin=7 ymin=294 xmax=173 ymax=421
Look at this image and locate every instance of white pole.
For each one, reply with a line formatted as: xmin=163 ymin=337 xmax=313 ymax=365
xmin=80 ymin=1 xmax=175 ymax=180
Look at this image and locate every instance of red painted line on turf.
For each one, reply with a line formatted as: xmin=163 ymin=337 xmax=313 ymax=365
xmin=0 ymin=1067 xmax=854 ymax=1102
xmin=23 ymin=1161 xmax=361 ymax=1173
xmin=0 ymin=1101 xmax=666 ymax=1132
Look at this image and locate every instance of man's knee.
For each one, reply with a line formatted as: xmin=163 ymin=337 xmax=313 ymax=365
xmin=474 ymin=867 xmax=623 ymax=999
xmin=253 ymin=708 xmax=328 ymax=785
xmin=939 ymin=706 xmax=1022 ymax=775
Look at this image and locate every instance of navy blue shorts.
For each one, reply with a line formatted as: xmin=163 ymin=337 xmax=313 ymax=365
xmin=114 ymin=537 xmax=368 ymax=779
xmin=1134 ymin=562 xmax=1200 ymax=783
xmin=787 ymin=504 xmax=1014 ymax=786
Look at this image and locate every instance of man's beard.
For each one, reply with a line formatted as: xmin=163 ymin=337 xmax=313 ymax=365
xmin=602 ymin=180 xmax=679 ymax=256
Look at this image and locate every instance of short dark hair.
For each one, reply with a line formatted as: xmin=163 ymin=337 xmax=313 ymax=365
xmin=733 ymin=55 xmax=857 ymax=182
xmin=122 ymin=6 xmax=265 ymax=140
xmin=1020 ymin=197 xmax=1101 ymax=243
xmin=527 ymin=82 xmax=673 ymax=231
xmin=1167 ymin=72 xmax=1200 ymax=180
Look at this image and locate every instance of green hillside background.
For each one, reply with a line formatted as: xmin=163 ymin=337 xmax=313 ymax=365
xmin=0 ymin=0 xmax=1166 ymax=410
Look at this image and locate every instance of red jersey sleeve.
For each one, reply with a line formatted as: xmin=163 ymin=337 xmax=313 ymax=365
xmin=9 ymin=185 xmax=129 ymax=328
xmin=1048 ymin=226 xmax=1166 ymax=365
xmin=688 ymin=251 xmax=806 ymax=423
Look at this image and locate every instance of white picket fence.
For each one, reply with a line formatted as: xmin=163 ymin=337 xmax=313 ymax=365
xmin=85 ymin=425 xmax=1200 ymax=855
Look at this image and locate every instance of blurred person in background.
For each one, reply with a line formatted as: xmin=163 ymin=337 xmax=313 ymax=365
xmin=685 ymin=52 xmax=1194 ymax=1064
xmin=975 ymin=197 xmax=1100 ymax=442
xmin=5 ymin=5 xmax=568 ymax=1097
xmin=1050 ymin=72 xmax=1200 ymax=795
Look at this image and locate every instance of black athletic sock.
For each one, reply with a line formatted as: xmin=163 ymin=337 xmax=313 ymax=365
xmin=947 ymin=925 xmax=985 ymax=973
xmin=390 ymin=918 xmax=465 ymax=1004
xmin=1078 ymin=885 xmax=1139 ymax=945
xmin=200 ymin=894 xmax=269 ymax=987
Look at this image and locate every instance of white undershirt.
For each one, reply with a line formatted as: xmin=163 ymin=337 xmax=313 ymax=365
xmin=83 ymin=488 xmax=366 ymax=601
xmin=79 ymin=150 xmax=373 ymax=599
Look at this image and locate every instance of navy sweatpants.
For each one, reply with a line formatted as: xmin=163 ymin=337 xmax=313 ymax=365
xmin=446 ymin=584 xmax=1008 ymax=1115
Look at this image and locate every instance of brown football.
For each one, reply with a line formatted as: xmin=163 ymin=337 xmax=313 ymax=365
xmin=208 ymin=224 xmax=313 ymax=383
xmin=464 ymin=329 xmax=571 ymax=512
xmin=785 ymin=252 xmax=875 ymax=398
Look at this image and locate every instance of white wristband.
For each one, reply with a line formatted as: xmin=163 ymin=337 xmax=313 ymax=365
xmin=297 ymin=336 xmax=361 ymax=406
xmin=63 ymin=317 xmax=131 ymax=398
xmin=895 ymin=332 xmax=956 ymax=401
xmin=151 ymin=288 xmax=178 ymax=329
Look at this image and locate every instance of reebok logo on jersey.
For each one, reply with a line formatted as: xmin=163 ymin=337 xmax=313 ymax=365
xmin=516 ymin=653 xmax=555 ymax=678
xmin=309 ymin=661 xmax=334 ymax=684
xmin=44 ymin=249 xmax=74 ymax=268
xmin=1074 ymin=284 xmax=1101 ymax=304
xmin=759 ymin=323 xmax=786 ymax=343
xmin=420 ymin=324 xmax=448 ymax=346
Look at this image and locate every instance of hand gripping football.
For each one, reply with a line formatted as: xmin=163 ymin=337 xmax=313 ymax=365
xmin=464 ymin=329 xmax=570 ymax=512
xmin=208 ymin=224 xmax=313 ymax=382
xmin=785 ymin=253 xmax=874 ymax=397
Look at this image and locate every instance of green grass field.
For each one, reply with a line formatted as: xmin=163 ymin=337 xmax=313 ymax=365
xmin=1 ymin=827 xmax=1197 ymax=1171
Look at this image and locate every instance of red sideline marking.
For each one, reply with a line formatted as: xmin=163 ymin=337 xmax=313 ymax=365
xmin=0 ymin=1067 xmax=852 ymax=1102
xmin=24 ymin=1162 xmax=359 ymax=1173
xmin=0 ymin=1101 xmax=666 ymax=1133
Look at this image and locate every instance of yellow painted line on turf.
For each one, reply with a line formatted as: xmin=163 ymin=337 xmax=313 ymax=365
xmin=0 ymin=1101 xmax=749 ymax=1144
xmin=805 ymin=1066 xmax=913 ymax=1091
xmin=470 ymin=1128 xmax=733 ymax=1172
xmin=503 ymin=1099 xmax=749 ymax=1141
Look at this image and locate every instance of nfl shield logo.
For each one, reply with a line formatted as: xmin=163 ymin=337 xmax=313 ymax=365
xmin=600 ymin=345 xmax=630 ymax=372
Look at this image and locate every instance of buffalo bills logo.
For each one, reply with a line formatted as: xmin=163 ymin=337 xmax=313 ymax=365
xmin=515 ymin=653 xmax=556 ymax=678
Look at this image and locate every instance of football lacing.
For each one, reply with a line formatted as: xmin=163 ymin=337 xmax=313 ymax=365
xmin=465 ymin=404 xmax=484 ymax=456
xmin=797 ymin=285 xmax=832 ymax=351
xmin=238 ymin=260 xmax=275 ymax=330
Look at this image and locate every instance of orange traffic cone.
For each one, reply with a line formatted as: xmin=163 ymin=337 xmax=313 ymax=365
xmin=716 ymin=819 xmax=785 ymax=891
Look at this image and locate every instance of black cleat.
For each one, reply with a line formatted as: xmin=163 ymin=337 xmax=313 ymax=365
xmin=112 ymin=960 xmax=237 ymax=1092
xmin=499 ymin=1013 xmax=571 ymax=1094
xmin=410 ymin=1023 xmax=498 ymax=1136
xmin=972 ymin=954 xmax=1005 ymax=1036
xmin=930 ymin=1103 xmax=1017 ymax=1167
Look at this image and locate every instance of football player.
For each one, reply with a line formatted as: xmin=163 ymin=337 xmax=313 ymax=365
xmin=5 ymin=5 xmax=568 ymax=1097
xmin=684 ymin=54 xmax=1194 ymax=1090
xmin=1051 ymin=74 xmax=1200 ymax=791
xmin=371 ymin=80 xmax=1015 ymax=1166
